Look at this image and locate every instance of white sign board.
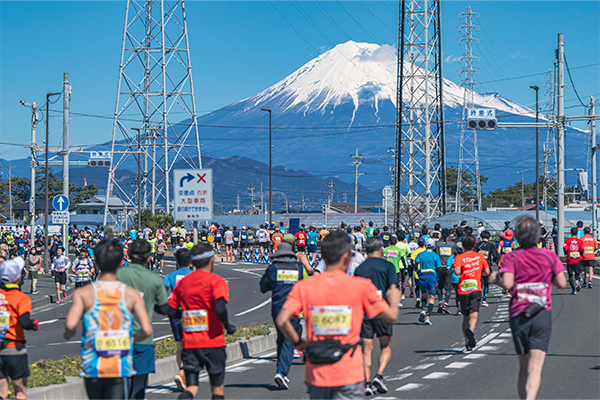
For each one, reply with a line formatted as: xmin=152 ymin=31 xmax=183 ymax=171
xmin=467 ymin=108 xmax=495 ymax=118
xmin=90 ymin=151 xmax=111 ymax=159
xmin=51 ymin=211 xmax=70 ymax=224
xmin=382 ymin=186 xmax=393 ymax=199
xmin=173 ymin=169 xmax=213 ymax=221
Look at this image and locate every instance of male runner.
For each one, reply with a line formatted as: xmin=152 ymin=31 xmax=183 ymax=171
xmin=306 ymin=227 xmax=319 ymax=262
xmin=453 ymin=235 xmax=490 ymax=351
xmin=409 ymin=238 xmax=426 ymax=304
xmin=295 ymin=227 xmax=308 ymax=254
xmin=434 ymin=235 xmax=455 ymax=313
xmin=318 ymin=225 xmax=329 ymax=242
xmin=142 ymin=225 xmax=152 ymax=240
xmin=277 ymin=231 xmax=400 ymax=400
xmin=393 ymin=232 xmax=410 ymax=302
xmin=353 ymin=226 xmax=366 ymax=254
xmin=354 ymin=237 xmax=398 ymax=395
xmin=71 ymin=248 xmax=94 ymax=288
xmin=257 ymin=225 xmax=268 ymax=256
xmin=414 ymin=239 xmax=441 ymax=325
xmin=168 ymin=244 xmax=236 ymax=400
xmin=117 ymin=240 xmax=169 ymax=399
xmin=213 ymin=224 xmax=223 ymax=254
xmin=580 ymin=227 xmax=596 ymax=288
xmin=232 ymin=227 xmax=240 ymax=259
xmin=474 ymin=231 xmax=499 ymax=307
xmin=564 ymin=227 xmax=584 ymax=294
xmin=271 ymin=228 xmax=284 ymax=252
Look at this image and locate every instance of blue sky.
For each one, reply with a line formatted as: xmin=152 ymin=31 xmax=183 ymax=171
xmin=1 ymin=1 xmax=599 ymax=181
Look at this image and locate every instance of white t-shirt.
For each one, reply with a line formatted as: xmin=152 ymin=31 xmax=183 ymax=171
xmin=352 ymin=232 xmax=365 ymax=250
xmin=315 ymin=251 xmax=365 ymax=276
xmin=224 ymin=230 xmax=234 ymax=245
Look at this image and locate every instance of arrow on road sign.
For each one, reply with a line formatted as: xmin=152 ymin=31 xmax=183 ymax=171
xmin=179 ymin=173 xmax=194 ymax=187
xmin=52 ymin=195 xmax=70 ymax=212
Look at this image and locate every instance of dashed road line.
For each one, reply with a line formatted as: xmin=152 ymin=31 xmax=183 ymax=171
xmin=396 ymin=383 xmax=425 ymax=391
xmin=386 ymin=373 xmax=413 ymax=381
xmin=421 ymin=354 xmax=453 ymax=362
xmin=400 ymin=363 xmax=435 ymax=371
xmin=423 ymin=372 xmax=454 ymax=379
xmin=478 ymin=345 xmax=499 ymax=351
xmin=445 ymin=361 xmax=472 ymax=369
xmin=463 ymin=353 xmax=486 ymax=359
xmin=39 ymin=319 xmax=59 ymax=325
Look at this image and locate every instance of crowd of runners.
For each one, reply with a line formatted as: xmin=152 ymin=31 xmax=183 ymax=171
xmin=0 ymin=216 xmax=594 ymax=399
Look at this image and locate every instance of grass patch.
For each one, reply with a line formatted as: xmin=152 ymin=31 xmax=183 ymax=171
xmin=25 ymin=322 xmax=274 ymax=390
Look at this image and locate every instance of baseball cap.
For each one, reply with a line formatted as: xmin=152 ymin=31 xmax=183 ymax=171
xmin=425 ymin=238 xmax=435 ymax=248
xmin=417 ymin=237 xmax=425 ymax=246
xmin=505 ymin=230 xmax=514 ymax=240
xmin=0 ymin=258 xmax=24 ymax=283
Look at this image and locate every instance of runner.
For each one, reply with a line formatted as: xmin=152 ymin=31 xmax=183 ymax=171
xmin=392 ymin=232 xmax=410 ymax=303
xmin=434 ymin=235 xmax=456 ymax=314
xmin=306 ymin=227 xmax=319 ymax=262
xmin=232 ymin=227 xmax=240 ymax=260
xmin=319 ymin=225 xmax=330 ymax=242
xmin=271 ymin=228 xmax=284 ymax=252
xmin=142 ymin=225 xmax=152 ymax=240
xmin=353 ymin=226 xmax=366 ymax=254
xmin=474 ymin=231 xmax=499 ymax=307
xmin=563 ymin=227 xmax=584 ymax=294
xmin=453 ymin=235 xmax=490 ymax=351
xmin=175 ymin=238 xmax=187 ymax=254
xmin=276 ymin=231 xmax=400 ymax=400
xmin=156 ymin=239 xmax=167 ymax=274
xmin=295 ymin=227 xmax=308 ymax=255
xmin=64 ymin=239 xmax=152 ymax=400
xmin=259 ymin=242 xmax=305 ymax=390
xmin=26 ymin=247 xmax=41 ymax=294
xmin=257 ymin=225 xmax=268 ymax=257
xmin=489 ymin=215 xmax=566 ymax=400
xmin=223 ymin=227 xmax=234 ymax=263
xmin=278 ymin=222 xmax=287 ymax=235
xmin=354 ymin=237 xmax=398 ymax=395
xmin=580 ymin=227 xmax=596 ymax=288
xmin=171 ymin=225 xmax=179 ymax=248
xmin=71 ymin=248 xmax=94 ymax=288
xmin=167 ymin=244 xmax=236 ymax=400
xmin=51 ymin=247 xmax=71 ymax=304
xmin=575 ymin=221 xmax=584 ymax=239
xmin=380 ymin=227 xmax=391 ymax=248
xmin=117 ymin=239 xmax=169 ymax=399
xmin=414 ymin=239 xmax=441 ymax=325
xmin=213 ymin=224 xmax=223 ymax=254
xmin=183 ymin=236 xmax=194 ymax=250
xmin=408 ymin=238 xmax=426 ymax=305
xmin=164 ymin=248 xmax=193 ymax=392
xmin=0 ymin=258 xmax=40 ymax=400
xmin=365 ymin=221 xmax=376 ymax=238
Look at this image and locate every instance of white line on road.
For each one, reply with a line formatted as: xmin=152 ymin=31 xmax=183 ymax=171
xmin=48 ymin=341 xmax=81 ymax=346
xmin=400 ymin=363 xmax=434 ymax=371
xmin=463 ymin=353 xmax=486 ymax=360
xmin=153 ymin=334 xmax=173 ymax=342
xmin=234 ymin=298 xmax=272 ymax=316
xmin=499 ymin=333 xmax=512 ymax=338
xmin=420 ymin=354 xmax=452 ymax=362
xmin=490 ymin=339 xmax=509 ymax=344
xmin=445 ymin=362 xmax=472 ymax=369
xmin=39 ymin=319 xmax=59 ymax=325
xmin=151 ymin=322 xmax=171 ymax=325
xmin=478 ymin=345 xmax=499 ymax=351
xmin=386 ymin=373 xmax=413 ymax=381
xmin=395 ymin=383 xmax=424 ymax=391
xmin=232 ymin=269 xmax=263 ymax=278
xmin=423 ymin=372 xmax=453 ymax=379
xmin=593 ymin=276 xmax=600 ymax=280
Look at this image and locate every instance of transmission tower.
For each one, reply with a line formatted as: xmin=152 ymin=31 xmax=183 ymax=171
xmin=455 ymin=6 xmax=482 ymax=212
xmin=103 ymin=0 xmax=202 ymax=226
xmin=542 ymin=68 xmax=557 ymax=208
xmin=394 ymin=0 xmax=446 ymax=227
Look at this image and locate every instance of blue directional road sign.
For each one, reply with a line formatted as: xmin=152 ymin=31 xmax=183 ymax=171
xmin=52 ymin=194 xmax=69 ymax=211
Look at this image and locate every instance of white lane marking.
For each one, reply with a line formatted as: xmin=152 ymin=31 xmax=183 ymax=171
xmin=490 ymin=339 xmax=509 ymax=344
xmin=234 ymin=298 xmax=272 ymax=316
xmin=421 ymin=354 xmax=452 ymax=362
xmin=226 ymin=366 xmax=253 ymax=372
xmin=162 ymin=317 xmax=169 ymax=321
xmin=478 ymin=345 xmax=499 ymax=351
xmin=385 ymin=373 xmax=413 ymax=381
xmin=251 ymin=359 xmax=273 ymax=364
xmin=491 ymin=324 xmax=501 ymax=328
xmin=152 ymin=322 xmax=171 ymax=325
xmin=373 ymin=397 xmax=399 ymax=400
xmin=39 ymin=319 xmax=59 ymax=325
xmin=463 ymin=353 xmax=486 ymax=360
xmin=395 ymin=383 xmax=424 ymax=391
xmin=48 ymin=341 xmax=81 ymax=346
xmin=593 ymin=276 xmax=600 ymax=280
xmin=400 ymin=363 xmax=434 ymax=371
xmin=499 ymin=333 xmax=512 ymax=338
xmin=153 ymin=334 xmax=173 ymax=342
xmin=476 ymin=333 xmax=499 ymax=347
xmin=423 ymin=372 xmax=453 ymax=379
xmin=445 ymin=362 xmax=472 ymax=369
xmin=232 ymin=269 xmax=263 ymax=278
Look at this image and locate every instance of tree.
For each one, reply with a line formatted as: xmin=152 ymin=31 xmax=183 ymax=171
xmin=0 ymin=177 xmax=32 ymax=208
xmin=32 ymin=167 xmax=98 ymax=208
xmin=445 ymin=167 xmax=489 ymax=210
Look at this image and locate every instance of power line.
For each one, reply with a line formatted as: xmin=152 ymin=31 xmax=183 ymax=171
xmin=564 ymin=54 xmax=587 ymax=107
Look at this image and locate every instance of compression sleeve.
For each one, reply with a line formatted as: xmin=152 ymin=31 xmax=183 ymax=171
xmin=19 ymin=313 xmax=37 ymax=331
xmin=215 ymin=298 xmax=231 ymax=329
xmin=154 ymin=303 xmax=169 ymax=316
xmin=167 ymin=306 xmax=181 ymax=320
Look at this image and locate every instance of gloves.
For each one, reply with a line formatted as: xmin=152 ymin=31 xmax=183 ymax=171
xmin=33 ymin=320 xmax=39 ymax=331
xmin=226 ymin=324 xmax=236 ymax=335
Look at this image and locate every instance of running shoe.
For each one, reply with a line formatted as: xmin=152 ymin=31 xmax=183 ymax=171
xmin=571 ymin=290 xmax=577 ymax=295
xmin=401 ymin=294 xmax=405 ymax=300
xmin=576 ymin=282 xmax=581 ymax=292
xmin=56 ymin=299 xmax=61 ymax=304
xmin=424 ymin=316 xmax=432 ymax=325
xmin=409 ymin=292 xmax=414 ymax=298
xmin=293 ymin=350 xmax=303 ymax=359
xmin=437 ymin=304 xmax=443 ymax=313
xmin=63 ymin=293 xmax=67 ymax=301
xmin=274 ymin=372 xmax=289 ymax=390
xmin=481 ymin=301 xmax=489 ymax=307
xmin=464 ymin=328 xmax=476 ymax=348
xmin=442 ymin=305 xmax=450 ymax=314
xmin=465 ymin=345 xmax=474 ymax=352
xmin=588 ymin=282 xmax=593 ymax=289
xmin=372 ymin=375 xmax=388 ymax=394
xmin=419 ymin=310 xmax=426 ymax=323
xmin=174 ymin=371 xmax=186 ymax=392
xmin=506 ymin=291 xmax=512 ymax=298
xmin=397 ymin=302 xmax=403 ymax=307
xmin=415 ymin=298 xmax=422 ymax=309
xmin=365 ymin=383 xmax=375 ymax=396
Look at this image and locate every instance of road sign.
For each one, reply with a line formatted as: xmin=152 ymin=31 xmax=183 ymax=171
xmin=173 ymin=169 xmax=213 ymax=221
xmin=51 ymin=211 xmax=70 ymax=224
xmin=466 ymin=108 xmax=497 ymax=130
xmin=52 ymin=195 xmax=69 ymax=211
xmin=382 ymin=186 xmax=393 ymax=199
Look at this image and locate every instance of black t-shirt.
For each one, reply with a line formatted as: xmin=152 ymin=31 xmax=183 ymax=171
xmin=354 ymin=257 xmax=399 ymax=317
xmin=434 ymin=240 xmax=456 ymax=267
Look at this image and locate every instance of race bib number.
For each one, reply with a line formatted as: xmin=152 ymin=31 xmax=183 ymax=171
xmin=515 ymin=282 xmax=548 ymax=306
xmin=0 ymin=311 xmax=10 ymax=338
xmin=502 ymin=247 xmax=512 ymax=254
xmin=376 ymin=290 xmax=383 ymax=299
xmin=584 ymin=246 xmax=594 ymax=254
xmin=176 ymin=275 xmax=186 ymax=285
xmin=311 ymin=305 xmax=352 ymax=336
xmin=439 ymin=247 xmax=452 ymax=256
xmin=386 ymin=250 xmax=398 ymax=258
xmin=460 ymin=279 xmax=478 ymax=293
xmin=569 ymin=252 xmax=580 ymax=258
xmin=479 ymin=250 xmax=489 ymax=258
xmin=181 ymin=310 xmax=208 ymax=332
xmin=276 ymin=269 xmax=298 ymax=285
xmin=95 ymin=330 xmax=130 ymax=357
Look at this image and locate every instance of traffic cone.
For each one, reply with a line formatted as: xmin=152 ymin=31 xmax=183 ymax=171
xmin=244 ymin=249 xmax=251 ymax=263
xmin=254 ymin=249 xmax=260 ymax=264
xmin=308 ymin=254 xmax=314 ymax=268
xmin=264 ymin=253 xmax=270 ymax=265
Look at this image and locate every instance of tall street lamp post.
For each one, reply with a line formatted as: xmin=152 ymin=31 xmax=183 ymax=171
xmin=530 ymin=85 xmax=540 ymax=222
xmin=260 ymin=108 xmax=272 ymax=226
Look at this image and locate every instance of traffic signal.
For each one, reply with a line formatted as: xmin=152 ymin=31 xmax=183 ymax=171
xmin=322 ymin=204 xmax=327 ymax=217
xmin=466 ymin=108 xmax=496 ymax=131
xmin=88 ymin=151 xmax=111 ymax=167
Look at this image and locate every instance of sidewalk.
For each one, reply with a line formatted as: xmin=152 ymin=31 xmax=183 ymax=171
xmin=21 ymin=272 xmax=75 ymax=309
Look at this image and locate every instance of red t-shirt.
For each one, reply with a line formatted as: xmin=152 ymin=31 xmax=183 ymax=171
xmin=580 ymin=235 xmax=597 ymax=261
xmin=453 ymin=251 xmax=489 ymax=295
xmin=295 ymin=231 xmax=307 ymax=246
xmin=563 ymin=237 xmax=583 ymax=264
xmin=168 ymin=270 xmax=229 ymax=349
xmin=282 ymin=270 xmax=388 ymax=387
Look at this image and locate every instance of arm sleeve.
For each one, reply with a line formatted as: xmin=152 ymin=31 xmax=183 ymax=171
xmin=214 ymin=298 xmax=231 ymax=329
xmin=154 ymin=303 xmax=169 ymax=315
xmin=19 ymin=312 xmax=37 ymax=331
xmin=259 ymin=267 xmax=272 ymax=293
xmin=167 ymin=305 xmax=181 ymax=320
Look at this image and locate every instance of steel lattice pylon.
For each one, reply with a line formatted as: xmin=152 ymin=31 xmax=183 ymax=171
xmin=542 ymin=68 xmax=558 ymax=208
xmin=394 ymin=0 xmax=446 ymax=227
xmin=455 ymin=5 xmax=482 ymax=212
xmin=103 ymin=0 xmax=202 ymax=227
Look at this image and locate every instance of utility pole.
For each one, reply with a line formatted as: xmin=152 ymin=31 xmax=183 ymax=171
xmin=62 ymin=72 xmax=70 ymax=254
xmin=260 ymin=108 xmax=273 ymax=226
xmin=557 ymin=33 xmax=566 ymax=256
xmin=301 ymin=196 xmax=306 ymax=212
xmin=285 ymin=197 xmax=289 ymax=214
xmin=248 ymin=184 xmax=255 ymax=212
xmin=8 ymin=164 xmax=13 ymax=221
xmin=260 ymin=182 xmax=264 ymax=214
xmin=543 ymin=148 xmax=548 ymax=211
xmin=530 ymin=85 xmax=540 ymax=221
xmin=327 ymin=179 xmax=335 ymax=204
xmin=350 ymin=148 xmax=365 ymax=213
xmin=521 ymin=171 xmax=525 ymax=209
xmin=236 ymin=194 xmax=240 ymax=211
xmin=590 ymin=96 xmax=597 ymax=238
xmin=44 ymin=91 xmax=61 ymax=272
xmin=22 ymin=101 xmax=39 ymax=243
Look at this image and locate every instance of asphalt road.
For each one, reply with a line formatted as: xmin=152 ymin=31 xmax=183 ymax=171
xmin=145 ymin=274 xmax=600 ymax=400
xmin=26 ymin=257 xmax=273 ymax=363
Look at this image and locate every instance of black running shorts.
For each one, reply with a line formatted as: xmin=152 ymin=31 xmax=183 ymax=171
xmin=360 ymin=318 xmax=393 ymax=339
xmin=182 ymin=347 xmax=226 ymax=386
xmin=54 ymin=271 xmax=67 ymax=285
xmin=458 ymin=291 xmax=482 ymax=316
xmin=510 ymin=309 xmax=552 ymax=355
xmin=0 ymin=354 xmax=29 ymax=380
xmin=581 ymin=259 xmax=595 ymax=268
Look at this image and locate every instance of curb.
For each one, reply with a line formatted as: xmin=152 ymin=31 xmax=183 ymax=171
xmin=28 ymin=329 xmax=279 ymax=399
xmin=31 ymin=282 xmax=76 ymax=310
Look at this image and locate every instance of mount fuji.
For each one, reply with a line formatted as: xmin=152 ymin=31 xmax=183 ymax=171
xmin=196 ymin=40 xmax=585 ymax=195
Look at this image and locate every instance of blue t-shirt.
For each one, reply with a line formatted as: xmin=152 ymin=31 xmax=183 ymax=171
xmin=415 ymin=249 xmax=441 ymax=275
xmin=129 ymin=229 xmax=138 ymax=240
xmin=307 ymin=232 xmax=319 ymax=247
xmin=163 ymin=268 xmax=192 ymax=291
xmin=279 ymin=226 xmax=287 ymax=235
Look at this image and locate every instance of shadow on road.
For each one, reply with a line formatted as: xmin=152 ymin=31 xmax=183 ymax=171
xmin=226 ymin=383 xmax=280 ymax=391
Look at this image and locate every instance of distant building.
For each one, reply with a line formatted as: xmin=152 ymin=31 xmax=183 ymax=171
xmin=76 ymin=195 xmax=126 ymax=215
xmin=1 ymin=199 xmax=49 ymax=222
xmin=328 ymin=202 xmax=372 ymax=214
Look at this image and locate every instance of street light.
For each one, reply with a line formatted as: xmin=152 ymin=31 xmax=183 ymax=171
xmin=530 ymin=85 xmax=540 ymax=222
xmin=44 ymin=92 xmax=61 ymax=272
xmin=260 ymin=108 xmax=272 ymax=226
